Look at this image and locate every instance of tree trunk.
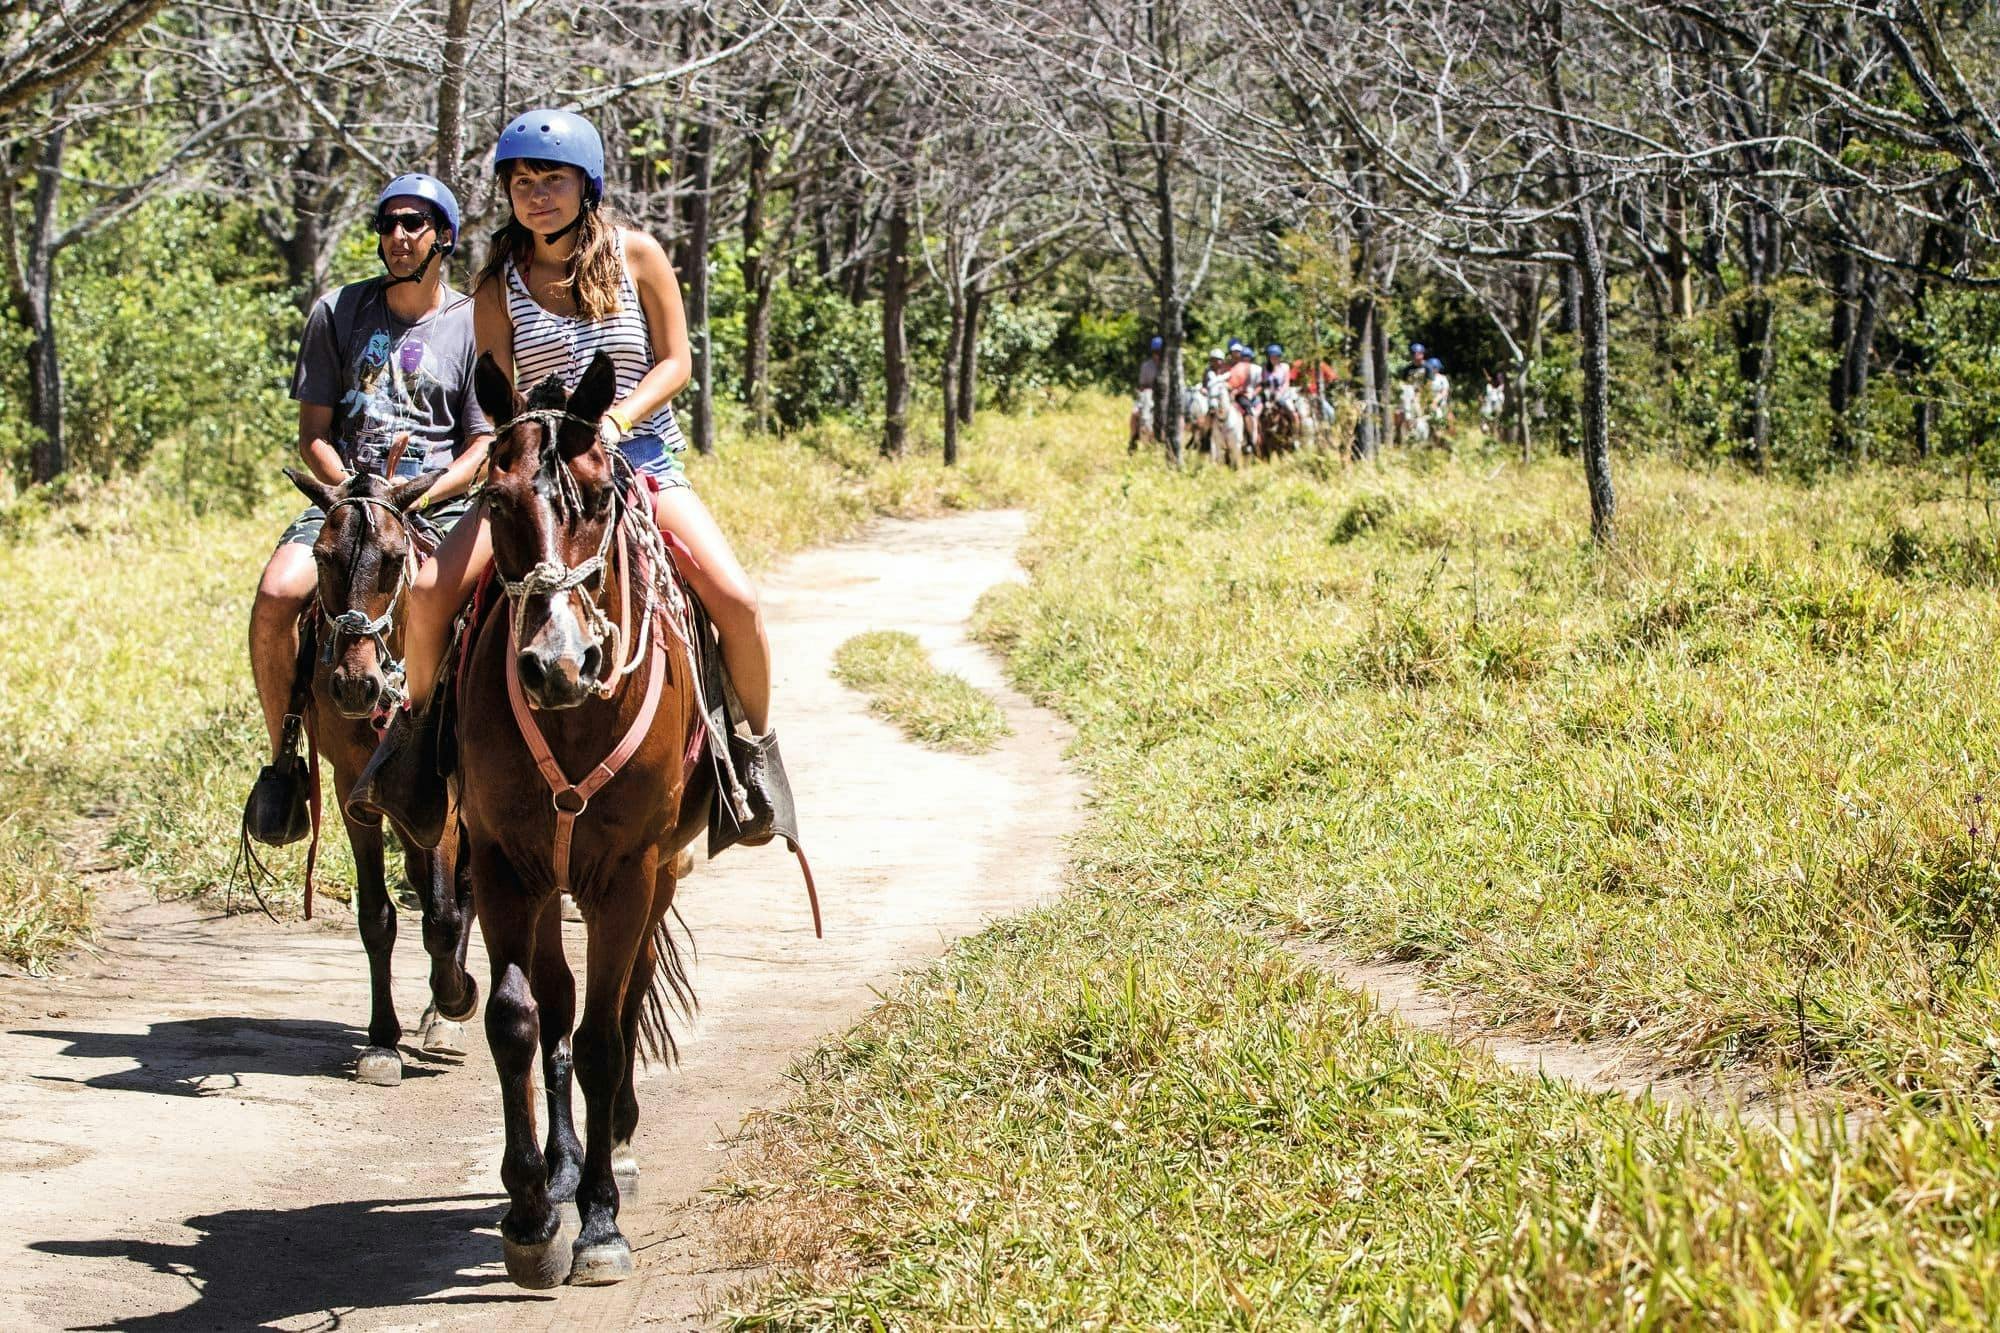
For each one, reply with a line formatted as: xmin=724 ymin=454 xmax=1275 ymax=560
xmin=1731 ymin=207 xmax=1780 ymax=469
xmin=1664 ymin=185 xmax=1694 ymax=320
xmin=1537 ymin=0 xmax=1613 ymax=540
xmin=1351 ymin=294 xmax=1379 ymax=460
xmin=740 ymin=100 xmax=775 ymax=432
xmin=881 ymin=198 xmax=910 ymax=458
xmin=942 ymin=284 xmax=964 ymax=466
xmin=1162 ymin=296 xmax=1186 ymax=464
xmin=436 ymin=0 xmax=476 ymax=198
xmin=1514 ymin=267 xmax=1540 ymax=462
xmin=957 ymin=279 xmax=981 ymax=424
xmin=14 ymin=125 xmax=67 ymax=484
xmin=682 ymin=119 xmax=715 ymax=455
xmin=1151 ymin=96 xmax=1182 ymax=466
xmin=1556 ymin=260 xmax=1581 ymax=334
xmin=1574 ymin=212 xmax=1616 ymax=541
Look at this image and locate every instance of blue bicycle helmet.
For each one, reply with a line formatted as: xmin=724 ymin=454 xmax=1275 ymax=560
xmin=493 ymin=108 xmax=606 ymax=202
xmin=1426 ymin=357 xmax=1444 ymax=373
xmin=375 ymin=173 xmax=461 ymax=252
xmin=1266 ymin=343 xmax=1284 ymax=357
xmin=1149 ymin=335 xmax=1164 ymax=351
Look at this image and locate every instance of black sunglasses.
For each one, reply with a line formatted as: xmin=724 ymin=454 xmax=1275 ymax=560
xmin=372 ymin=210 xmax=436 ymax=237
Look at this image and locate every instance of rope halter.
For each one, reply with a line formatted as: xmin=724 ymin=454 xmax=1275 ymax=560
xmin=315 ymin=492 xmax=422 ymax=705
xmin=491 ymin=408 xmax=650 ymax=701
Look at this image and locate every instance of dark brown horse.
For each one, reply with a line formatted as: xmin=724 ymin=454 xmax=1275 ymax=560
xmin=457 ymin=351 xmax=708 ymax=1288
xmin=286 ymin=465 xmax=479 ymax=1085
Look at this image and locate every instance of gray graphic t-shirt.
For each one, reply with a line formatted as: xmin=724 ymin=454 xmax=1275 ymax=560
xmin=290 ymin=279 xmax=491 ymax=473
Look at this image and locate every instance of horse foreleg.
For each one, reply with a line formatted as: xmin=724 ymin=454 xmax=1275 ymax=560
xmin=474 ymin=850 xmax=572 ymax=1289
xmin=531 ymin=898 xmax=584 ymax=1220
xmin=410 ymin=825 xmax=477 ymax=1055
xmin=568 ymin=857 xmax=656 ymax=1286
xmin=346 ymin=814 xmax=402 ymax=1086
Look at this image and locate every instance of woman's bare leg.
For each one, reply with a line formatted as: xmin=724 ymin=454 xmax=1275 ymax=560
xmin=403 ymin=503 xmax=494 ymax=706
xmin=652 ymin=485 xmax=770 ymax=734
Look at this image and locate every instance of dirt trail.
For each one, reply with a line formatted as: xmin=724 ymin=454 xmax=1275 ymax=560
xmin=0 ymin=509 xmax=1083 ymax=1332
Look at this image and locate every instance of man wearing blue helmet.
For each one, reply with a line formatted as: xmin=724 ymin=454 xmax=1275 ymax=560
xmin=1130 ymin=334 xmax=1163 ymax=452
xmin=359 ymin=108 xmax=794 ymax=859
xmin=242 ymin=172 xmax=494 ymax=846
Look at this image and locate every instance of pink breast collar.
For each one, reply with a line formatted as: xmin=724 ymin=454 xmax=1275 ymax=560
xmin=505 ymin=603 xmax=668 ymax=897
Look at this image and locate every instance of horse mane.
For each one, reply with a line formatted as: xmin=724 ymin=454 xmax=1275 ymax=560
xmin=524 ymin=373 xmax=568 ymax=410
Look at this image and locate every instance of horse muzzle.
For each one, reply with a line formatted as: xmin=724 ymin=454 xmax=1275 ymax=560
xmin=329 ymin=666 xmax=395 ymax=720
xmin=516 ymin=641 xmax=604 ymax=711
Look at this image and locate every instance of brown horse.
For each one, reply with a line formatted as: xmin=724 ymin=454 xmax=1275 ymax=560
xmin=284 ymin=465 xmax=480 ymax=1085
xmin=456 ymin=351 xmax=709 ymax=1288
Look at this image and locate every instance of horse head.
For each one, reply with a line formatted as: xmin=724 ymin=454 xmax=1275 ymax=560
xmin=473 ymin=349 xmax=623 ymax=712
xmin=289 ymin=464 xmax=439 ymax=720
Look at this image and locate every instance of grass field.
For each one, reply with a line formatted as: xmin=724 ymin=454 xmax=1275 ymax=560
xmin=0 ymin=396 xmax=1113 ymax=971
xmin=722 ymin=420 xmax=2000 ymax=1324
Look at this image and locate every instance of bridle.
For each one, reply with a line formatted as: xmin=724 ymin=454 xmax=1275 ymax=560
xmin=315 ymin=492 xmax=427 ymax=707
xmin=490 ymin=409 xmax=657 ymax=701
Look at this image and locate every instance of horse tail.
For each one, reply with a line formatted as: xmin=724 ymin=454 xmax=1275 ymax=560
xmin=634 ymin=904 xmax=698 ymax=1066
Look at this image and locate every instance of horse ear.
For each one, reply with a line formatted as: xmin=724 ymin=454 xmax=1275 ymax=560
xmin=286 ymin=467 xmax=338 ymax=514
xmin=474 ymin=353 xmax=521 ymax=436
xmin=567 ymin=351 xmax=618 ymax=428
xmin=389 ymin=468 xmax=444 ymax=513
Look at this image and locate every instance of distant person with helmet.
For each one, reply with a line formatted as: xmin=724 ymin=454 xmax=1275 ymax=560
xmin=1262 ymin=343 xmax=1304 ymax=447
xmin=1424 ymin=356 xmax=1452 ymax=436
xmin=355 ymin=108 xmax=794 ymax=856
xmin=242 ymin=172 xmax=492 ymax=848
xmin=1130 ymin=334 xmax=1163 ymax=453
xmin=1225 ymin=342 xmax=1262 ymax=453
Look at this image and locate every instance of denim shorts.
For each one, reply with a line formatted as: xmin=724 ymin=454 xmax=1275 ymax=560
xmin=618 ymin=433 xmax=691 ymax=490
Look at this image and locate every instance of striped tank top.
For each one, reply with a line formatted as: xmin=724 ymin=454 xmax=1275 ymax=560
xmin=504 ymin=230 xmax=685 ymax=452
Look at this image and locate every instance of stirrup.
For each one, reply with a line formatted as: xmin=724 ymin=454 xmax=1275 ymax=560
xmin=349 ymin=702 xmax=449 ymax=849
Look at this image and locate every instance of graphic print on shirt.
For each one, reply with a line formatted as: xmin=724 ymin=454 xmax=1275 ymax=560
xmin=341 ymin=330 xmax=436 ymax=471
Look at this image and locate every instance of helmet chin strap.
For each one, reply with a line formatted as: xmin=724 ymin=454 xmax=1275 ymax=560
xmin=380 ymin=239 xmax=444 ymax=290
xmin=534 ymin=195 xmax=597 ymax=245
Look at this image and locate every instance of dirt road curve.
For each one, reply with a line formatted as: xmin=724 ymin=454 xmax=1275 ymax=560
xmin=0 ymin=509 xmax=1082 ymax=1331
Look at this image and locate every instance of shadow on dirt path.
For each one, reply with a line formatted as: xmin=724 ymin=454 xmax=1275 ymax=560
xmin=0 ymin=509 xmax=1082 ymax=1331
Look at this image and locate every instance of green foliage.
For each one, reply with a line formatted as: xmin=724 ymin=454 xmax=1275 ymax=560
xmin=0 ymin=187 xmax=294 ymax=506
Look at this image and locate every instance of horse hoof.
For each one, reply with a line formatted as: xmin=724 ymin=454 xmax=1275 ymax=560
xmin=568 ymin=1236 xmax=634 ymax=1286
xmin=503 ymin=1231 xmax=575 ymax=1291
xmin=611 ymin=1141 xmax=639 ymax=1199
xmin=418 ymin=1004 xmax=466 ymax=1056
xmin=356 ymin=1046 xmax=402 ymax=1086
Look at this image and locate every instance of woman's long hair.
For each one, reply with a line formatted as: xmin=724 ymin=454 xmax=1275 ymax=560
xmin=478 ymin=159 xmax=624 ymax=321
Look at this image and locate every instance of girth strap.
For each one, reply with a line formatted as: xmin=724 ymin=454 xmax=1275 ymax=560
xmin=504 ymin=611 xmax=667 ymax=896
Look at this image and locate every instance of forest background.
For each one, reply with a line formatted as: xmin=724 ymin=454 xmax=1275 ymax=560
xmin=4 ymin=0 xmax=1999 ymax=525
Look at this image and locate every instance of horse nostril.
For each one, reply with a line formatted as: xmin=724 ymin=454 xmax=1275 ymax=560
xmin=580 ymin=643 xmax=602 ymax=682
xmin=517 ymin=651 xmax=548 ymax=692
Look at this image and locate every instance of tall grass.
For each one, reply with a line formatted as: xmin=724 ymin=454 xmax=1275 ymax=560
xmin=724 ymin=415 xmax=2000 ymax=1323
xmin=0 ymin=394 xmax=1119 ymax=969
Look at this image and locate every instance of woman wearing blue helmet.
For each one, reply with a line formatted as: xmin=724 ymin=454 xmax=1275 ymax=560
xmin=364 ymin=108 xmax=785 ymax=851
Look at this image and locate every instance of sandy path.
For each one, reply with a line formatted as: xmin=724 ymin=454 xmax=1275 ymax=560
xmin=0 ymin=508 xmax=1082 ymax=1331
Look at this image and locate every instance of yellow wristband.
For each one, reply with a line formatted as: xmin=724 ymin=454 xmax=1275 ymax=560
xmin=607 ymin=407 xmax=633 ymax=437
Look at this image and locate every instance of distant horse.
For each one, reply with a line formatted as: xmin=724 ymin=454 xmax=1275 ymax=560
xmin=1186 ymin=381 xmax=1246 ymax=468
xmin=454 ymin=351 xmax=713 ymax=1288
xmin=1261 ymin=390 xmax=1314 ymax=458
xmin=285 ymin=462 xmax=479 ymax=1085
